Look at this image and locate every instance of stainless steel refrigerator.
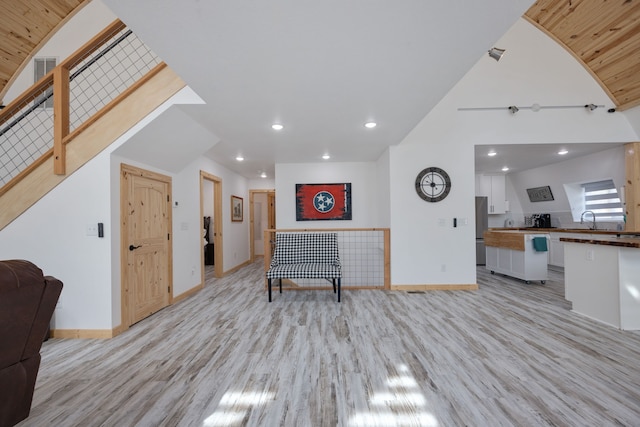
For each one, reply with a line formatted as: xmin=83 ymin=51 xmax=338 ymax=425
xmin=475 ymin=196 xmax=488 ymax=265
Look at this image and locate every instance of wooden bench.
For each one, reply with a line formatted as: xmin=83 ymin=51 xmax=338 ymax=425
xmin=266 ymin=232 xmax=342 ymax=302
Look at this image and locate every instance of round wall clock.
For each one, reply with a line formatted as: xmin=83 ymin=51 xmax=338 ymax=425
xmin=415 ymin=167 xmax=451 ymax=202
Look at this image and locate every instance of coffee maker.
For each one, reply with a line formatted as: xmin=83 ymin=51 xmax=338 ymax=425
xmin=532 ymin=213 xmax=551 ymax=228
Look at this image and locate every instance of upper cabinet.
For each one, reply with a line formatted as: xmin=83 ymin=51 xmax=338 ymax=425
xmin=476 ymin=175 xmax=506 ymax=214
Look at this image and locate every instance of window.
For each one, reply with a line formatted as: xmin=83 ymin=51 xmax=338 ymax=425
xmin=582 ymin=179 xmax=624 ymax=222
xmin=34 ymin=57 xmax=56 ymax=108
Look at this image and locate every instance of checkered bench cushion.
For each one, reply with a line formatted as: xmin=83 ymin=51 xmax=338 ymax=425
xmin=267 ymin=232 xmax=341 ymax=272
xmin=266 ymin=232 xmax=342 ymax=301
xmin=267 ymin=263 xmax=341 ymax=279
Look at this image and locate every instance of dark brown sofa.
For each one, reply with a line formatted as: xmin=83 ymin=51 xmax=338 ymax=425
xmin=0 ymin=260 xmax=62 ymax=427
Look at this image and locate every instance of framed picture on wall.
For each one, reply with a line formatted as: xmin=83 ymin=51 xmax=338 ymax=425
xmin=231 ymin=195 xmax=243 ymax=222
xmin=295 ymin=183 xmax=352 ymax=221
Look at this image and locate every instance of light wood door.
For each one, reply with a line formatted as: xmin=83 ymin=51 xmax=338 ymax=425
xmin=267 ymin=192 xmax=276 ymax=256
xmin=121 ymin=164 xmax=172 ymax=327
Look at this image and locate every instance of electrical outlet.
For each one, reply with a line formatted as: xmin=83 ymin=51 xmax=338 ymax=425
xmin=441 ymin=264 xmax=446 ymax=272
xmin=586 ymin=250 xmax=595 ymax=261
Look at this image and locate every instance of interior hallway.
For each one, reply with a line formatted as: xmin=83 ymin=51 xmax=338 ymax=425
xmin=20 ymin=262 xmax=640 ymax=426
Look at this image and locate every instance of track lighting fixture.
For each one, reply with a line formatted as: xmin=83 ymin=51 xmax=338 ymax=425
xmin=459 ymin=103 xmax=607 ymax=113
xmin=488 ymin=47 xmax=505 ymax=61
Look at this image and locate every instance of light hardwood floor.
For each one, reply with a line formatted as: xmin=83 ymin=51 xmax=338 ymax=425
xmin=19 ymin=262 xmax=640 ymax=426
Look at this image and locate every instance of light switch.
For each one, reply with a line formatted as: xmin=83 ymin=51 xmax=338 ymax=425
xmin=86 ymin=223 xmax=98 ymax=236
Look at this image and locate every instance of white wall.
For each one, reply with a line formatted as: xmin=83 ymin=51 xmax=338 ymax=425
xmin=248 ymin=178 xmax=275 ymax=190
xmin=389 ymin=141 xmax=476 ymax=285
xmin=387 ymin=18 xmax=638 ymax=287
xmin=0 ymin=145 xmax=114 ymax=329
xmin=376 ymin=149 xmax=392 ymax=228
xmin=274 ymin=162 xmax=381 ymax=229
xmin=507 ymin=146 xmax=625 ymax=228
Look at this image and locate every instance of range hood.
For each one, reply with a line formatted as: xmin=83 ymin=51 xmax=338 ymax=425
xmin=526 ymin=186 xmax=554 ymax=202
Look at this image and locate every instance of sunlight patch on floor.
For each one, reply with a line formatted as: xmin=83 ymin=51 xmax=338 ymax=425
xmin=202 ymin=390 xmax=275 ymax=427
xmin=348 ymin=364 xmax=439 ymax=427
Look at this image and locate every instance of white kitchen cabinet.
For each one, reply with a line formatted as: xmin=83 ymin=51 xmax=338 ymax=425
xmin=486 ymin=233 xmax=548 ymax=283
xmin=548 ymin=233 xmax=564 ymax=268
xmin=548 ymin=232 xmax=618 ymax=268
xmin=477 ymin=175 xmax=506 ymax=214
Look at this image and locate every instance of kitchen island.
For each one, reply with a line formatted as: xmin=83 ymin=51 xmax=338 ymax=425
xmin=484 ymin=230 xmax=549 ymax=284
xmin=561 ymin=235 xmax=640 ymax=330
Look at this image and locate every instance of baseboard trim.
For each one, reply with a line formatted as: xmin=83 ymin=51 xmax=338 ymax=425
xmin=51 ymin=329 xmax=116 ymax=339
xmin=50 ymin=283 xmax=207 ymax=340
xmin=174 ymin=283 xmax=203 ymax=303
xmin=391 ymin=283 xmax=479 ymax=291
xmin=224 ymin=259 xmax=252 ymax=276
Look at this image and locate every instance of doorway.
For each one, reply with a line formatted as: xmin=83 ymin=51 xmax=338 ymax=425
xmin=120 ymin=164 xmax=172 ymax=328
xmin=200 ymin=171 xmax=223 ymax=281
xmin=250 ymin=189 xmax=276 ymax=261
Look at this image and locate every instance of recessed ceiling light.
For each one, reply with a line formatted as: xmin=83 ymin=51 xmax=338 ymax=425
xmin=260 ymin=172 xmax=267 ymax=178
xmin=488 ymin=151 xmax=497 ymax=157
xmin=271 ymin=124 xmax=284 ymax=131
xmin=558 ymin=149 xmax=568 ymax=155
xmin=235 ymin=155 xmax=244 ymax=161
xmin=364 ymin=122 xmax=377 ymax=129
xmin=322 ymin=154 xmax=330 ymax=160
xmin=502 ymin=166 xmax=509 ymax=172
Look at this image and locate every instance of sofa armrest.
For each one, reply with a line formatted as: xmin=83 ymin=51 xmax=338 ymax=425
xmin=23 ymin=276 xmax=63 ymax=359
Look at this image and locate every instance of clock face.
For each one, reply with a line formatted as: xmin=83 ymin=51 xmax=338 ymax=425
xmin=415 ymin=167 xmax=451 ymax=202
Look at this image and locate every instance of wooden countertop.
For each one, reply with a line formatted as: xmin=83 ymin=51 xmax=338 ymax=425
xmin=490 ymin=227 xmax=640 ymax=236
xmin=559 ymin=236 xmax=640 ymax=248
xmin=484 ymin=229 xmax=548 ymax=251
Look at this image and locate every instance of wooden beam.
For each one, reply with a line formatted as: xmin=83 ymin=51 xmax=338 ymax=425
xmin=624 ymin=142 xmax=640 ymax=231
xmin=53 ymin=66 xmax=70 ymax=175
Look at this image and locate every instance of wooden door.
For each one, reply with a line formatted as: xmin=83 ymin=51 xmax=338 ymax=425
xmin=267 ymin=191 xmax=276 ymax=256
xmin=121 ymin=164 xmax=172 ymax=327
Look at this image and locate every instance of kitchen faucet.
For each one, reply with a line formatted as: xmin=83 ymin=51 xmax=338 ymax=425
xmin=580 ymin=210 xmax=597 ymax=230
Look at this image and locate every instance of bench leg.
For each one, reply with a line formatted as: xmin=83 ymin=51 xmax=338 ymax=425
xmin=337 ymin=278 xmax=341 ymax=302
xmin=279 ymin=278 xmax=283 ymax=294
xmin=333 ymin=278 xmax=336 ymax=293
xmin=268 ymin=278 xmax=272 ymax=302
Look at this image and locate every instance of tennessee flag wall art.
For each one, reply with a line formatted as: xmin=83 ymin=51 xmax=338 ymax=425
xmin=295 ymin=183 xmax=352 ymax=221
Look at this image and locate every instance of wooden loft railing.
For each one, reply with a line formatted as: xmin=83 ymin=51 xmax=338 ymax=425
xmin=0 ymin=19 xmax=186 ymax=231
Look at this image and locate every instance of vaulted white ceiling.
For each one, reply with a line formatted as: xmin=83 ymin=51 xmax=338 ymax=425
xmin=102 ymin=0 xmax=534 ymax=178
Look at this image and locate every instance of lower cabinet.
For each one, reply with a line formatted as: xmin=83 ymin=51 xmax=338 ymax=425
xmin=486 ymin=239 xmax=548 ymax=284
xmin=549 ymin=233 xmax=564 ymax=268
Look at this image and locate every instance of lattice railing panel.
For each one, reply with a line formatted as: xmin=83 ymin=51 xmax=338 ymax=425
xmin=0 ymin=21 xmax=161 ymax=188
xmin=68 ymin=28 xmax=161 ymax=131
xmin=0 ymin=89 xmax=54 ymax=186
xmin=265 ymin=229 xmax=389 ymax=289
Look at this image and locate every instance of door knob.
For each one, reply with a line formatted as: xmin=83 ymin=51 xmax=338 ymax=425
xmin=129 ymin=244 xmax=142 ymax=251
